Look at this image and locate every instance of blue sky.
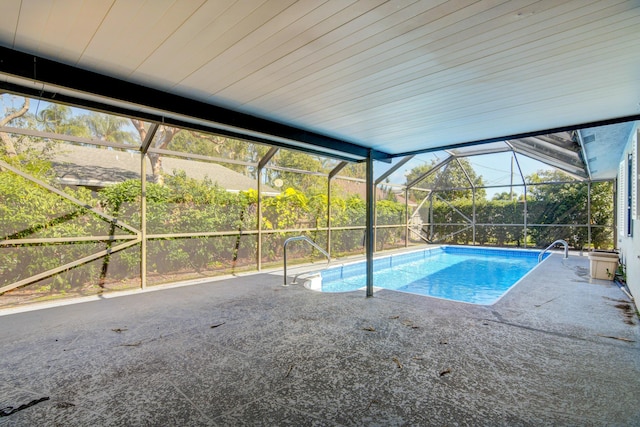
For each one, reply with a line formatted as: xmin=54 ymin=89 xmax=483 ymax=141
xmin=381 ymin=151 xmax=557 ymax=199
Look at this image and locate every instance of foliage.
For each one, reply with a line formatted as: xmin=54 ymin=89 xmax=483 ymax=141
xmin=265 ymin=150 xmax=327 ymax=194
xmin=169 ymin=130 xmax=269 ymax=176
xmin=36 ymin=103 xmax=90 ymax=137
xmin=0 ymin=157 xmax=116 ymax=292
xmin=526 ymin=171 xmax=613 ymax=249
xmin=1 ymin=94 xmax=30 ymax=157
xmin=262 ymin=187 xmax=310 ymax=230
xmin=84 ymin=113 xmax=137 ymax=144
xmin=375 ymin=199 xmax=406 ymax=250
xmin=419 ymin=182 xmax=613 ymax=249
xmin=492 ymin=191 xmax=519 ymax=201
xmin=405 ymin=157 xmax=486 ymax=201
xmin=1 ymin=153 xmax=615 ymax=299
xmin=0 ymin=96 xmax=616 ymax=300
xmin=100 ymin=171 xmax=257 ymax=272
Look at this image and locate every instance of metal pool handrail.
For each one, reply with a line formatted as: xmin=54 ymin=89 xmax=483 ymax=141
xmin=283 ymin=236 xmax=331 ymax=286
xmin=538 ymin=239 xmax=569 ymax=262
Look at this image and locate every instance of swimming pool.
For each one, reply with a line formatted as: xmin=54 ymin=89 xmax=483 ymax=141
xmin=304 ymin=246 xmax=547 ymax=305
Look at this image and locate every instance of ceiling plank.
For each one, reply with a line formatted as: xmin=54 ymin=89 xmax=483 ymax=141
xmin=226 ymin=0 xmax=491 ymax=106
xmin=286 ymin=2 xmax=639 ymax=125
xmin=191 ymin=1 xmax=349 ymax=95
xmin=215 ymin=0 xmax=447 ymax=104
xmin=134 ymin=0 xmax=249 ymax=87
xmin=82 ymin=0 xmax=207 ymax=76
xmin=0 ymin=0 xmax=23 ymax=47
xmin=258 ymin=0 xmax=568 ymax=117
xmin=334 ymin=43 xmax=639 ymax=139
xmin=173 ymin=0 xmax=298 ymax=87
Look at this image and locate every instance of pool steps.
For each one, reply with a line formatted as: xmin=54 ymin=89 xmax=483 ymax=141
xmin=538 ymin=239 xmax=568 ymax=262
xmin=283 ymin=235 xmax=331 ymax=286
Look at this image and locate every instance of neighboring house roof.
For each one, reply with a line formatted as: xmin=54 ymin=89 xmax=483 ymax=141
xmin=332 ymin=178 xmax=416 ymax=206
xmin=51 ymin=144 xmax=278 ymax=194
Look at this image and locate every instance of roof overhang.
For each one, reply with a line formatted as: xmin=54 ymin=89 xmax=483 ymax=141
xmin=1 ymin=1 xmax=639 ymax=174
xmin=0 ymin=47 xmax=390 ymax=163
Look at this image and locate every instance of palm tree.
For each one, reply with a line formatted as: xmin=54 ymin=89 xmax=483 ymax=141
xmin=85 ymin=112 xmax=136 ymax=145
xmin=37 ymin=104 xmax=88 ymax=137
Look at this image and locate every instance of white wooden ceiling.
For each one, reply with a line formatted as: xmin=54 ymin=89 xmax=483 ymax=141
xmin=1 ymin=0 xmax=639 ymax=160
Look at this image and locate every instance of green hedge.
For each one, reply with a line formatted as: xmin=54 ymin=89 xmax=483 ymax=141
xmin=1 ymin=163 xmax=613 ymax=298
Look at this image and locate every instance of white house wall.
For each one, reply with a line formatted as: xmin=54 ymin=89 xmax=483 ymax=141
xmin=616 ymin=123 xmax=640 ymax=299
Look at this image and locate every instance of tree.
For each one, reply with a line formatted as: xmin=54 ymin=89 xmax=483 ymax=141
xmin=168 ymin=130 xmax=270 ymax=177
xmin=492 ymin=191 xmax=512 ymax=201
xmin=36 ymin=103 xmax=88 ymax=137
xmin=0 ymin=94 xmax=30 ymax=157
xmin=338 ymin=161 xmax=366 ymax=179
xmin=526 ymin=170 xmax=613 ymax=249
xmin=0 ymin=95 xmax=64 ymax=162
xmin=492 ymin=191 xmax=525 ymax=202
xmin=84 ymin=112 xmax=136 ymax=144
xmin=265 ymin=149 xmax=326 ymax=194
xmin=130 ymin=120 xmax=180 ymax=185
xmin=405 ymin=157 xmax=486 ymax=201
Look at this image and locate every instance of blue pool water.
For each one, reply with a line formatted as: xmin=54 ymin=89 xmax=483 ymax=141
xmin=314 ymin=246 xmax=546 ymax=305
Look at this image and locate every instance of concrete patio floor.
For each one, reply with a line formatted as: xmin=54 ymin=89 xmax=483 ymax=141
xmin=1 ymin=253 xmax=639 ymax=426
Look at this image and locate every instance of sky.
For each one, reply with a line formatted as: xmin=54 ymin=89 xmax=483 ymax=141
xmin=381 ymin=151 xmax=556 ymax=199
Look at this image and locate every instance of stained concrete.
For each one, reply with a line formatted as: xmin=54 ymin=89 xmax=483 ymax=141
xmin=1 ymin=253 xmax=639 ymax=426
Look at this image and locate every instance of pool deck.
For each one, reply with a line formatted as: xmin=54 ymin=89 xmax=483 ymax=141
xmin=1 ymin=252 xmax=639 ymax=426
